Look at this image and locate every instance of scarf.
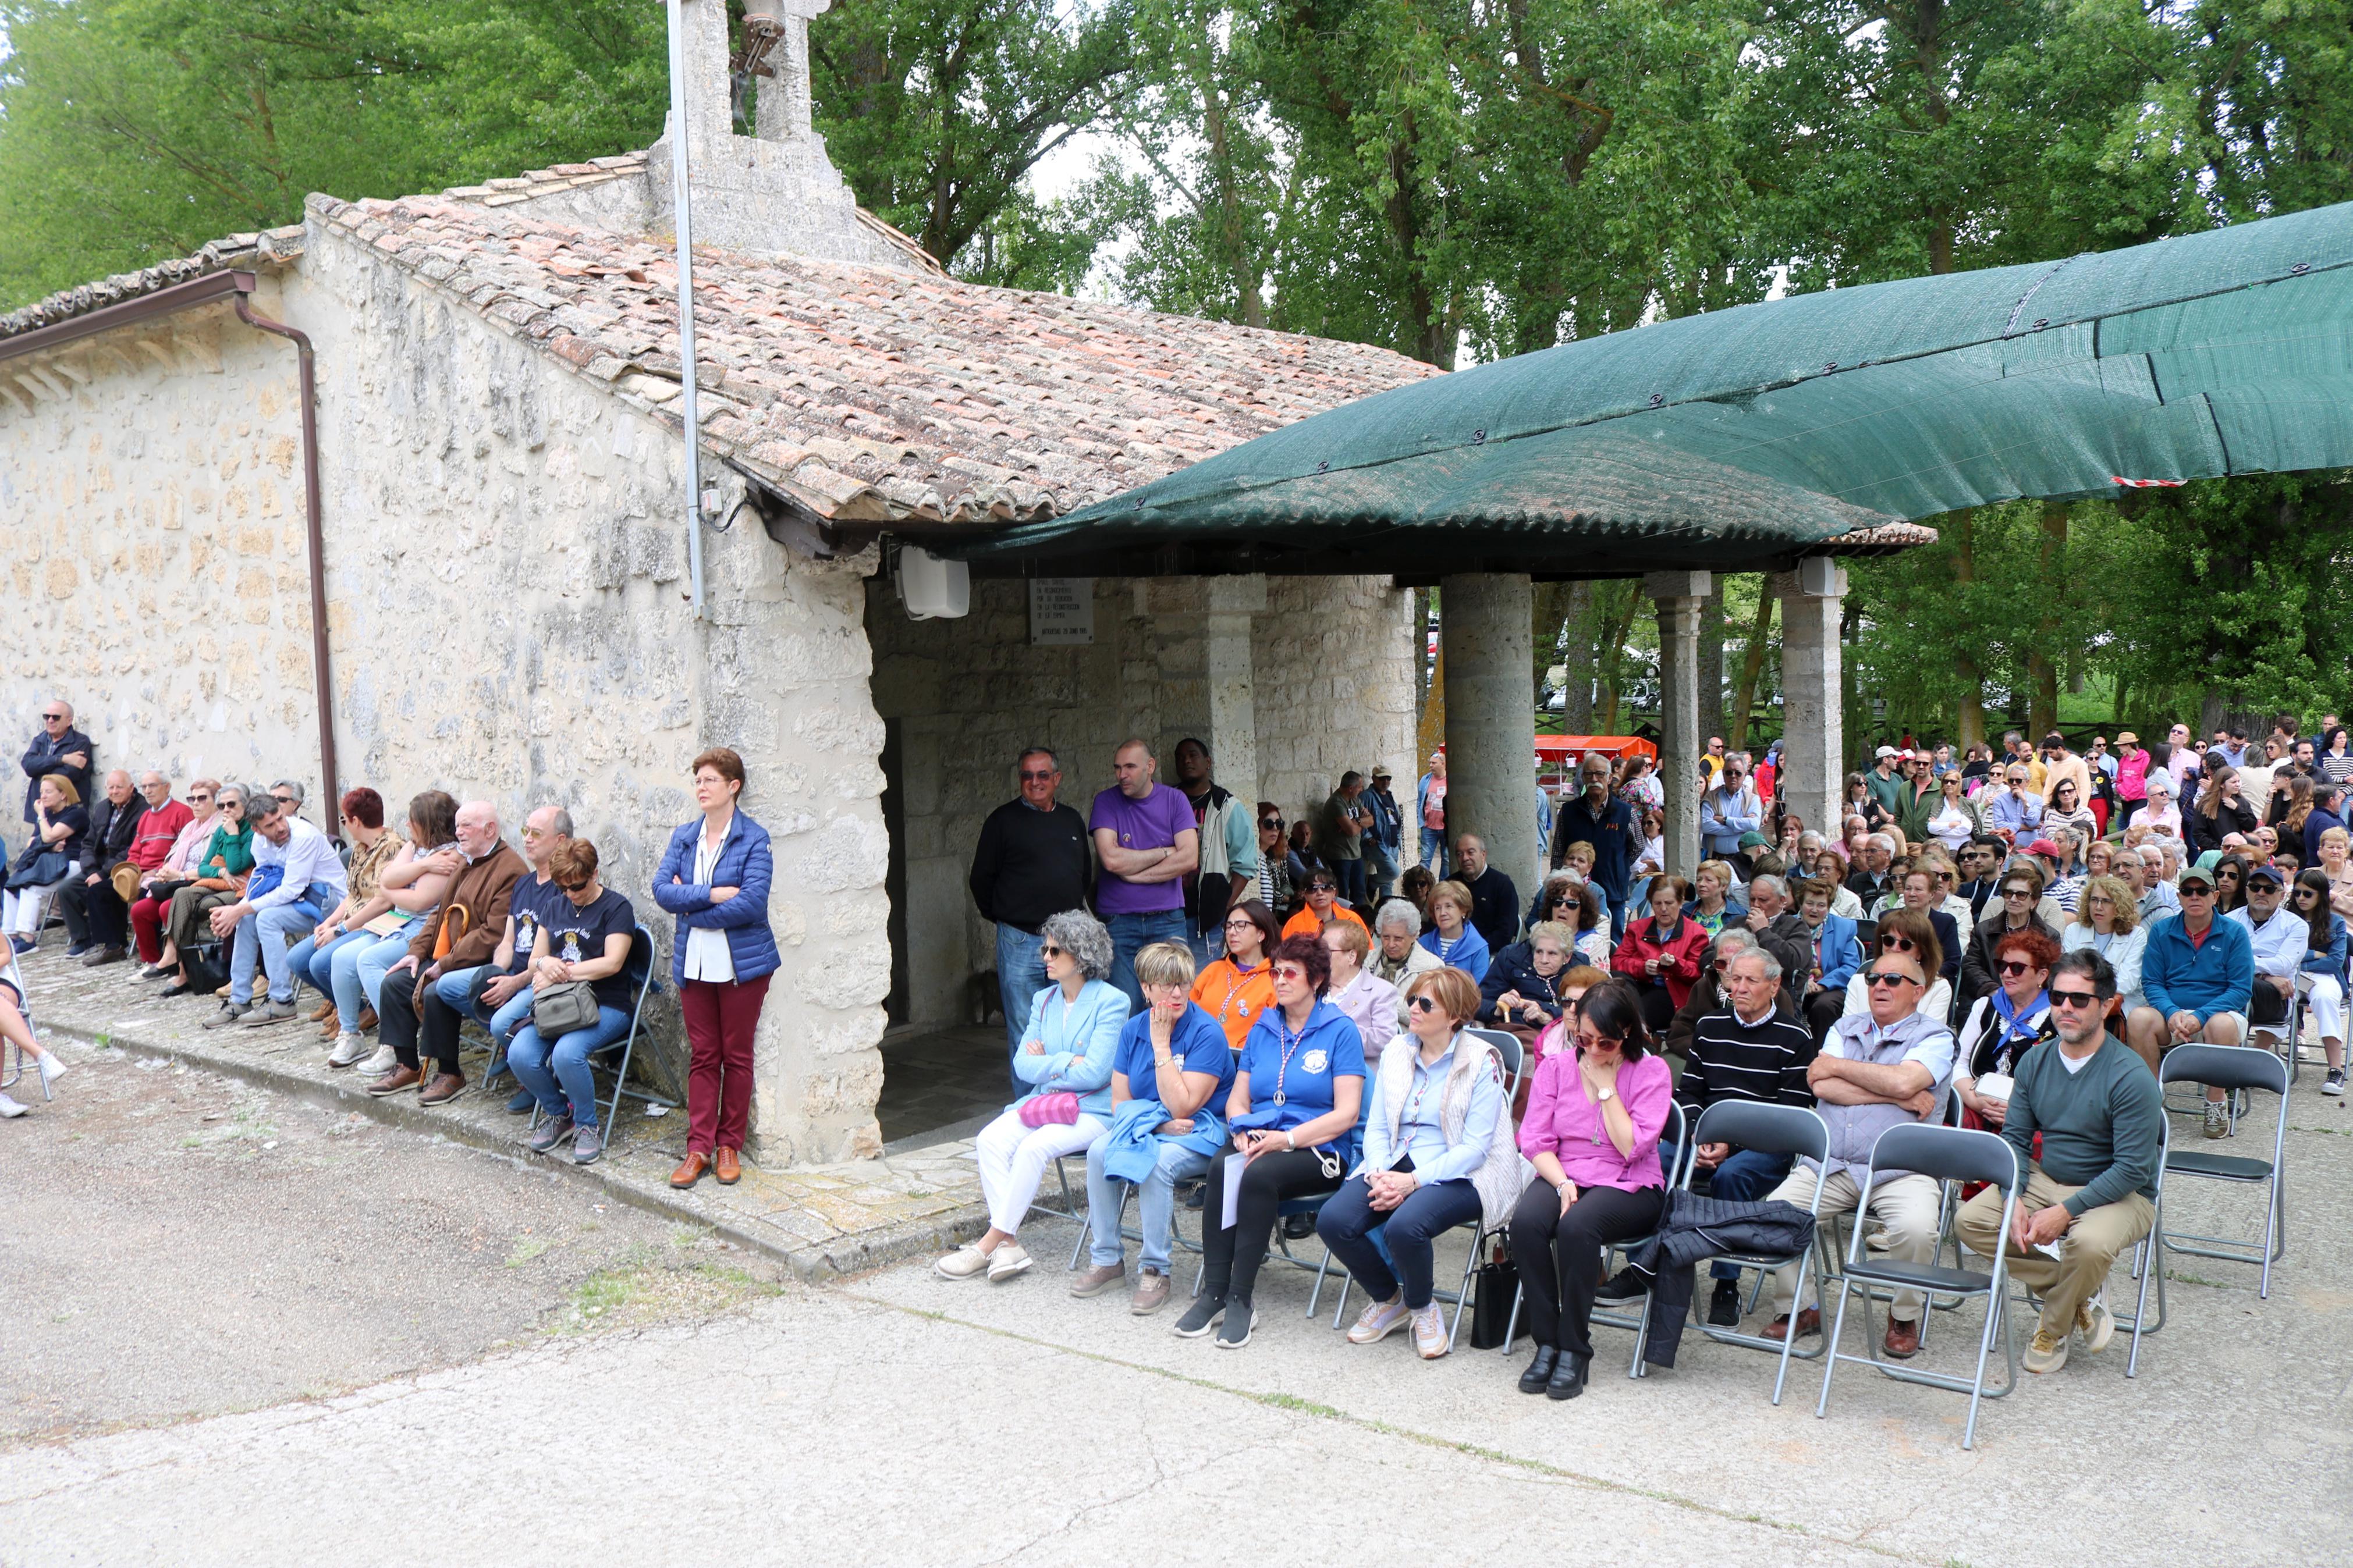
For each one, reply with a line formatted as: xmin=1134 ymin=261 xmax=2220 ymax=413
xmin=1987 ymin=985 xmax=2048 ymax=1072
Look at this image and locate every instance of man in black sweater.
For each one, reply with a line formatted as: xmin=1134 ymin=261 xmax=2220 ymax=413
xmin=59 ymin=768 xmax=144 ymax=962
xmin=1453 ymin=831 xmax=1521 ymax=953
xmin=968 ymin=746 xmax=1092 ymax=1082
xmin=1676 ymin=945 xmax=1819 ymax=1325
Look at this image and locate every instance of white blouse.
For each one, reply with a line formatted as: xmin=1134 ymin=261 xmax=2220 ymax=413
xmin=682 ymin=819 xmax=737 ymax=983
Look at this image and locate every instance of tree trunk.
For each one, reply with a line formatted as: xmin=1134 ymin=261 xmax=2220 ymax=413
xmin=1728 ymin=591 xmax=1776 ymax=749
xmin=1561 ymin=581 xmax=1595 ymax=731
xmin=1696 ymin=586 xmax=1726 ymax=748
xmin=1595 ymin=583 xmax=1643 ymax=734
xmin=1950 ymin=509 xmax=1986 ymax=751
xmin=1531 ymin=581 xmax=1574 ymax=710
xmin=2027 ymin=503 xmax=2067 ymax=738
xmin=1417 ymin=590 xmax=1443 ymax=763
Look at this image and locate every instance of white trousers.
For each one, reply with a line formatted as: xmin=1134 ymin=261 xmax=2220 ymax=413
xmin=974 ymin=1107 xmax=1109 ymax=1238
xmin=2 ymin=885 xmax=54 ymax=937
xmin=2297 ymin=973 xmax=2345 ymax=1041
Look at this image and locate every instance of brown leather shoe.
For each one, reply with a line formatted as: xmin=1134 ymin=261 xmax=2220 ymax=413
xmin=715 ymin=1147 xmax=741 ymax=1184
xmin=670 ymin=1150 xmax=712 ymax=1189
xmin=417 ymin=1071 xmax=467 ymax=1107
xmin=319 ymin=1014 xmax=340 ymax=1039
xmin=1765 ymin=1307 xmax=1823 ymax=1343
xmin=309 ymin=1000 xmax=335 ymax=1023
xmin=356 ymin=1007 xmax=378 ymax=1032
xmin=367 ymin=1065 xmax=422 ymax=1097
xmin=1883 ymin=1316 xmax=1922 ymax=1359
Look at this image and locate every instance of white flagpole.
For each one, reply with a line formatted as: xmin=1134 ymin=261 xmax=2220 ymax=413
xmin=666 ymin=0 xmax=707 ymax=618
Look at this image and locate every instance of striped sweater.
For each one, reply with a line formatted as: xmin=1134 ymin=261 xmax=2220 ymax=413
xmin=1676 ymin=1004 xmax=1819 ymax=1118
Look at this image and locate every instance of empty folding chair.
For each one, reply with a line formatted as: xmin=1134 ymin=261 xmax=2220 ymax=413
xmin=2116 ymin=1108 xmax=2170 ymax=1378
xmin=2157 ymin=1043 xmax=2290 ymax=1298
xmin=1817 ymin=1122 xmax=2021 ymax=1451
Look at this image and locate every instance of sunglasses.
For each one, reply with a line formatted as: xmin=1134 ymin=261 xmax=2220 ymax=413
xmin=1865 ymin=970 xmax=1922 ymax=988
xmin=559 ymin=878 xmax=593 ymax=893
xmin=1019 ymin=769 xmax=1056 ymax=781
xmin=1260 ymin=819 xmax=1282 ymax=830
xmin=1407 ymin=995 xmax=1440 ymax=1013
xmin=2049 ymin=989 xmax=2101 ymax=1011
xmin=271 ymin=795 xmax=296 ymax=806
xmin=41 ymin=712 xmax=65 ymax=721
xmin=189 ymin=792 xmax=213 ymax=803
xmin=1308 ymin=881 xmax=1337 ymax=893
xmin=1880 ymin=934 xmax=1917 ymax=951
xmin=1273 ymin=965 xmax=1311 ymax=983
xmin=2002 ymin=887 xmax=2035 ymax=899
xmin=1997 ymin=959 xmax=2037 ymax=977
xmin=1041 ymin=944 xmax=1066 ymax=958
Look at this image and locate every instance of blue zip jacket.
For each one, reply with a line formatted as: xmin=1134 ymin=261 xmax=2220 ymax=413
xmin=2301 ymin=911 xmax=2348 ymax=977
xmin=1419 ymin=920 xmax=1491 ymax=982
xmin=652 ymin=813 xmax=781 ymax=987
xmin=2139 ymin=911 xmax=2254 ymax=1025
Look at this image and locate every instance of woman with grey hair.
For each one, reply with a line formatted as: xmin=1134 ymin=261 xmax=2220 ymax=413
xmin=938 ymin=908 xmax=1128 ymax=1283
xmin=1367 ymin=898 xmax=1440 ymax=1030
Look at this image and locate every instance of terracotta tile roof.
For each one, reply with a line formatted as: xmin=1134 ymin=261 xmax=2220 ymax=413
xmin=0 ymin=226 xmax=307 ymax=339
xmin=310 ymin=192 xmax=1439 ymax=525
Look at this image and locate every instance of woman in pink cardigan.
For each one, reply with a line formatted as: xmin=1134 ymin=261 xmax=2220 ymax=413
xmin=1508 ymin=977 xmax=1674 ymax=1401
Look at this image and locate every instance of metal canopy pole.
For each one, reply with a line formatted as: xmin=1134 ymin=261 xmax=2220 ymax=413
xmin=666 ymin=0 xmax=707 ymax=618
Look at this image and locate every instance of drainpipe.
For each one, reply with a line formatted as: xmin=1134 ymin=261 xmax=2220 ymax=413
xmin=232 ymin=285 xmax=340 ymax=817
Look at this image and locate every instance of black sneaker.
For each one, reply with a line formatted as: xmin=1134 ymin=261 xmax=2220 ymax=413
xmin=1708 ymin=1279 xmax=1742 ymax=1327
xmin=65 ymin=942 xmax=94 ymax=959
xmin=1280 ymin=1212 xmax=1316 ymax=1240
xmin=1594 ymin=1270 xmax=1647 ymax=1302
xmin=1215 ymin=1297 xmax=1254 ymax=1349
xmin=1172 ymin=1294 xmax=1225 ymax=1338
xmin=2324 ymin=1069 xmax=2347 ymax=1097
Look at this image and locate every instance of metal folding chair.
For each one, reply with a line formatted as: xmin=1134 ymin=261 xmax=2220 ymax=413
xmin=1817 ymin=1122 xmax=2021 ymax=1450
xmin=2157 ymin=1042 xmax=2290 ymax=1297
xmin=527 ymin=925 xmax=672 ymax=1135
xmin=1676 ymin=1101 xmax=1833 ymax=1403
xmin=0 ymin=945 xmax=38 ymax=1097
xmin=2116 ymin=1108 xmax=2169 ymax=1378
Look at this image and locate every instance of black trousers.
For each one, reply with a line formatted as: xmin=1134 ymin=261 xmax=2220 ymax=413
xmin=1506 ymin=1181 xmax=1666 ymax=1357
xmin=379 ymin=963 xmax=465 ymax=1074
xmin=57 ymin=877 xmax=128 ymax=949
xmin=1804 ymin=986 xmax=1846 ymax=1041
xmin=1199 ymin=1144 xmax=1344 ymax=1306
xmin=1635 ymin=983 xmax=1677 ymax=1037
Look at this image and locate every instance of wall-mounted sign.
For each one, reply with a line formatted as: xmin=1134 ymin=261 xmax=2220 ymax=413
xmin=1029 ymin=578 xmax=1094 ymax=645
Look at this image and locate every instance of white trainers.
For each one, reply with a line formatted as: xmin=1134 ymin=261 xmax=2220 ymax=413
xmin=934 ymin=1244 xmax=991 ymax=1281
xmin=1410 ymin=1302 xmax=1450 ymax=1360
xmin=986 ymin=1242 xmax=1033 ymax=1282
xmin=36 ymin=1051 xmax=66 ymax=1097
xmin=0 ymin=1091 xmax=26 ymax=1118
xmin=2077 ymin=1292 xmax=2115 ymax=1354
xmin=326 ymin=1033 xmax=370 ymax=1068
xmin=357 ymin=1043 xmax=397 ymax=1077
xmin=1347 ymin=1296 xmax=1411 ymax=1345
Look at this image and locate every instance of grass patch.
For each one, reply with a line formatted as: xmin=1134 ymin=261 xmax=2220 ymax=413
xmin=506 ymin=1236 xmax=554 ymax=1268
xmin=550 ymin=1250 xmax=785 ymax=1336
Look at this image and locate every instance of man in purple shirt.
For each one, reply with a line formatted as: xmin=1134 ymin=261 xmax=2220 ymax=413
xmin=1091 ymin=738 xmax=1198 ymax=1009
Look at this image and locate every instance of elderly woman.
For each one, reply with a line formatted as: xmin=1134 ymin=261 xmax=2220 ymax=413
xmin=1632 ymin=808 xmax=1666 ymax=883
xmin=506 ymin=840 xmax=637 ymax=1165
xmin=1319 ymin=967 xmax=1518 ymax=1360
xmin=1191 ymin=898 xmax=1279 ymax=1052
xmin=2064 ymin=873 xmax=2150 ymax=1023
xmin=2290 ymin=869 xmax=2350 ymax=1094
xmin=1174 ymin=934 xmax=1366 ymax=1349
xmin=1925 ymin=771 xmax=1978 ymax=852
xmin=938 ymin=908 xmax=1127 ymax=1283
xmin=1510 ymin=977 xmax=1674 ymax=1399
xmin=1481 ymin=919 xmax=1575 ymax=1038
xmin=5 ymin=774 xmax=90 ymax=954
xmin=1072 ymin=940 xmax=1234 ymax=1314
xmin=1812 ymin=847 xmax=1866 ymax=918
xmin=1955 ymin=926 xmax=2058 ymax=1130
xmin=1686 ymin=859 xmax=1743 ymax=935
xmin=1369 ymin=897 xmax=1441 ymax=1030
xmin=157 ymin=784 xmax=254 ymax=996
xmin=1418 ymin=879 xmax=1490 ymax=981
xmin=132 ymin=778 xmax=221 ymax=976
xmin=1613 ymin=876 xmax=1706 ymax=1035
xmin=1321 ymin=919 xmax=1399 ymax=1064
xmin=1844 ymin=908 xmax=1951 ymax=1023
xmin=1526 ymin=872 xmax=1585 ymax=941
xmin=2316 ymin=826 xmax=2353 ymax=920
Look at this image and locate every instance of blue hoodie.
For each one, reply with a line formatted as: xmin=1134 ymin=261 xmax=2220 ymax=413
xmin=1419 ymin=920 xmax=1492 ymax=982
xmin=2140 ymin=910 xmax=2254 ymax=1025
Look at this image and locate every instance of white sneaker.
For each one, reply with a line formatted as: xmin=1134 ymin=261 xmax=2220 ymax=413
xmin=36 ymin=1052 xmax=66 ymax=1096
xmin=1347 ymin=1296 xmax=1411 ymax=1345
xmin=326 ymin=1033 xmax=370 ymax=1068
xmin=2077 ymin=1292 xmax=2116 ymax=1354
xmin=1410 ymin=1302 xmax=1450 ymax=1359
xmin=934 ymin=1245 xmax=990 ymax=1281
xmin=0 ymin=1091 xmax=26 ymax=1118
xmin=986 ymin=1242 xmax=1032 ymax=1282
xmin=358 ymin=1043 xmax=397 ymax=1077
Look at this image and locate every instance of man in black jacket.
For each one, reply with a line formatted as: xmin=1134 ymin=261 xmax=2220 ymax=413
xmin=1453 ymin=832 xmax=1521 ymax=952
xmin=20 ymin=699 xmax=93 ymax=826
xmin=58 ymin=769 xmax=143 ymax=963
xmin=968 ymin=746 xmax=1092 ymax=1081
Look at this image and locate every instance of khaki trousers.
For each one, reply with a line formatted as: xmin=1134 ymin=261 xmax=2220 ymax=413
xmin=1769 ymin=1165 xmax=1943 ymax=1320
xmin=1957 ymin=1167 xmax=2156 ymax=1339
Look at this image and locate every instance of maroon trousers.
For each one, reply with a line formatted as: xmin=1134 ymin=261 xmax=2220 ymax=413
xmin=681 ymin=973 xmax=771 ymax=1154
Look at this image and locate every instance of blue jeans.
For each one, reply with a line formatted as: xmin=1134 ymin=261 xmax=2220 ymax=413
xmin=1105 ymin=909 xmax=1187 ymax=1013
xmin=995 ymin=923 xmax=1047 ymax=1080
xmin=1367 ymin=841 xmax=1401 ymax=902
xmin=1662 ymin=1140 xmax=1794 ymax=1280
xmin=1315 ymin=1168 xmax=1484 ymax=1310
xmin=352 ymin=929 xmax=415 ymax=1012
xmin=1335 ymin=857 xmax=1368 ymax=911
xmin=288 ymin=926 xmax=376 ymax=1028
xmin=230 ymin=899 xmax=323 ymax=1005
xmin=1419 ymin=827 xmax=1450 ymax=877
xmin=507 ymin=1002 xmax=630 ymax=1129
xmin=1085 ymin=1137 xmax=1213 ymax=1274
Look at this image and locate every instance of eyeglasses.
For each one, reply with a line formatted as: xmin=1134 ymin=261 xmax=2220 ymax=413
xmin=558 ymin=878 xmax=593 ymax=893
xmin=1273 ymin=965 xmax=1310 ymax=983
xmin=1019 ymin=769 xmax=1056 ymax=781
xmin=1223 ymin=917 xmax=1257 ymax=931
xmin=1041 ymin=944 xmax=1065 ymax=958
xmin=1997 ymin=959 xmax=2037 ymax=977
xmin=2049 ymin=989 xmax=2101 ymax=1011
xmin=1407 ymin=995 xmax=1440 ymax=1014
xmin=1865 ymin=970 xmax=1923 ymax=989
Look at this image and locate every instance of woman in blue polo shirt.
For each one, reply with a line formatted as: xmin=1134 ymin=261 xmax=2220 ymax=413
xmin=1174 ymin=933 xmax=1366 ymax=1350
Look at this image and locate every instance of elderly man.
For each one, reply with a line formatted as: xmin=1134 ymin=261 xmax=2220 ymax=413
xmin=368 ymin=802 xmax=526 ymax=1104
xmin=2121 ymin=845 xmax=2177 ymax=927
xmin=1091 ymin=738 xmax=1199 ymax=1010
xmin=2305 ymin=783 xmax=2350 ymax=865
xmin=438 ymin=805 xmax=574 ymax=1112
xmin=58 ymin=769 xmax=145 ymax=963
xmin=1957 ymin=950 xmax=2163 ymax=1374
xmin=1700 ymin=755 xmax=1765 ymax=872
xmin=1368 ymin=898 xmax=1440 ymax=1031
xmin=1550 ymin=750 xmax=1637 ymax=935
xmin=2133 ymin=862 xmax=2252 ymax=1139
xmin=1981 ymin=762 xmax=2046 ymax=842
xmin=1844 ymin=833 xmax=1898 ymax=908
xmin=19 ymin=699 xmax=93 ymax=826
xmin=2231 ymin=863 xmax=2303 ymax=1055
xmin=1453 ymin=832 xmax=1521 ymax=953
xmin=201 ymin=792 xmax=350 ymax=1029
xmin=970 ymin=746 xmax=1092 ymax=1073
xmin=1762 ymin=944 xmax=1955 ymax=1359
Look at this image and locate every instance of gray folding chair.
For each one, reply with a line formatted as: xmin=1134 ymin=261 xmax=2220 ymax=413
xmin=2158 ymin=1042 xmax=2290 ymax=1297
xmin=1678 ymin=1100 xmax=1832 ymax=1404
xmin=1817 ymin=1122 xmax=2021 ymax=1450
xmin=0 ymin=944 xmax=38 ymax=1097
xmin=2116 ymin=1107 xmax=2169 ymax=1378
xmin=527 ymin=925 xmax=672 ymax=1135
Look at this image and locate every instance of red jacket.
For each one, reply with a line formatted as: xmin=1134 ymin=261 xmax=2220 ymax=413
xmin=1612 ymin=914 xmax=1710 ymax=1009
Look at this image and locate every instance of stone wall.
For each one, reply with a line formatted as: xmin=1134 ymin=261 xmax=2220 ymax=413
xmin=867 ymin=570 xmax=1417 ymax=1029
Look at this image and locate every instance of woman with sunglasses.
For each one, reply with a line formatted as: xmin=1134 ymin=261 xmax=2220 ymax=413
xmin=1539 ymin=845 xmax=1614 ymax=934
xmin=1175 ymin=934 xmax=1366 ymax=1349
xmin=939 ymin=908 xmax=1126 ymax=1283
xmin=2288 ymin=868 xmax=2350 ymax=1094
xmin=156 ymin=783 xmax=254 ymax=997
xmin=1925 ymin=771 xmax=1978 ymax=853
xmin=1254 ymin=803 xmax=1295 ymax=918
xmin=1510 ymin=977 xmax=1673 ymax=1399
xmin=504 ymin=840 xmax=636 ymax=1165
xmin=2043 ymin=777 xmax=2099 ymax=845
xmin=1192 ymin=898 xmax=1279 ymax=1052
xmin=1954 ymin=927 xmax=2058 ymax=1130
xmin=1280 ymin=869 xmax=1368 ymax=941
xmin=1960 ymin=862 xmax=2060 ymax=1017
xmin=2063 ymin=874 xmax=2151 ymax=1025
xmin=1613 ymin=876 xmax=1706 ymax=1036
xmin=1843 ymin=907 xmax=1951 ymax=1024
xmin=1320 ymin=965 xmax=1517 ymax=1360
xmin=2207 ymin=851 xmax=2250 ymax=915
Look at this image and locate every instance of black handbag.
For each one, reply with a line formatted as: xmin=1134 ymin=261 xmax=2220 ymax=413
xmin=1468 ymin=1240 xmax=1525 ymax=1350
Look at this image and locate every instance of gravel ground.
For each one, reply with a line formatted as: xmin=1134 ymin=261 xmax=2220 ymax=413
xmin=0 ymin=1041 xmax=783 ymax=1449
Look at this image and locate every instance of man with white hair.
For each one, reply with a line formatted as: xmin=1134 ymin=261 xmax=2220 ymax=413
xmin=58 ymin=769 xmax=145 ymax=963
xmin=1844 ymin=833 xmax=1898 ymax=908
xmin=369 ymin=802 xmax=525 ymax=1104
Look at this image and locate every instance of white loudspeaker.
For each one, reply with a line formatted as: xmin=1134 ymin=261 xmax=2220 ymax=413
xmin=1796 ymin=556 xmax=1847 ymax=598
xmin=899 ymin=545 xmax=970 ymax=620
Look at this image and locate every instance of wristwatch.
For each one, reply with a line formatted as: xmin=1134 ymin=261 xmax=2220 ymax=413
xmin=1596 ymin=1086 xmax=1616 ymax=1104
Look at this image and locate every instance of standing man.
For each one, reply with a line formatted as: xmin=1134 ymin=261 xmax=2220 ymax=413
xmin=2088 ymin=735 xmax=2118 ymax=783
xmin=1416 ymin=751 xmax=1449 ymax=876
xmin=1550 ymin=751 xmax=1637 ymax=938
xmin=1452 ymin=833 xmax=1520 ymax=954
xmin=2307 ymin=783 xmax=2349 ymax=865
xmin=1362 ymin=766 xmax=1404 ymax=902
xmin=202 ymin=792 xmax=350 ymax=1030
xmin=1090 ymin=739 xmax=1198 ymax=1009
xmin=1170 ymin=738 xmax=1256 ymax=958
xmin=1701 ymin=755 xmax=1764 ymax=874
xmin=970 ymin=747 xmax=1093 ymax=1073
xmin=59 ymin=769 xmax=147 ymax=963
xmin=1703 ymin=736 xmax=1728 ymax=790
xmin=1318 ymin=771 xmax=1371 ymax=912
xmin=1862 ymin=745 xmax=1905 ymax=821
xmin=2041 ymin=733 xmax=2092 ymax=817
xmin=20 ymin=698 xmax=93 ymax=826
xmin=2165 ymin=722 xmax=2198 ymax=797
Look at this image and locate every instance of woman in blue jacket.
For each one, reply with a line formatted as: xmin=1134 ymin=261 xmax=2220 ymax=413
xmin=2291 ymin=868 xmax=2348 ymax=1094
xmin=653 ymin=747 xmax=780 ymax=1190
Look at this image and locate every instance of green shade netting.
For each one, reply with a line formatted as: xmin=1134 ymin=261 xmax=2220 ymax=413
xmin=952 ymin=198 xmax=2353 ymax=567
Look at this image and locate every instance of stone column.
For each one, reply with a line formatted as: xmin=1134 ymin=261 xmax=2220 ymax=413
xmin=1440 ymin=573 xmax=1538 ymax=912
xmin=1141 ymin=576 xmax=1265 ymax=809
xmin=1772 ymin=561 xmax=1847 ymax=854
xmin=1645 ymin=571 xmax=1712 ymax=880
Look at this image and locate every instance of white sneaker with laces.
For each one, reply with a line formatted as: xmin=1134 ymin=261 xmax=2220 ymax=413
xmin=1347 ymin=1296 xmax=1411 ymax=1345
xmin=986 ymin=1242 xmax=1033 ymax=1282
xmin=326 ymin=1033 xmax=370 ymax=1068
xmin=36 ymin=1052 xmax=66 ymax=1095
xmin=0 ymin=1091 xmax=27 ymax=1118
xmin=2077 ymin=1292 xmax=2115 ymax=1354
xmin=358 ymin=1043 xmax=397 ymax=1077
xmin=934 ymin=1245 xmax=991 ymax=1281
xmin=1410 ymin=1302 xmax=1450 ymax=1359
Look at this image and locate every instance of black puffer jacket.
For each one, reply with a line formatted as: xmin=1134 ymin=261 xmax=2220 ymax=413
xmin=1618 ymin=1190 xmax=1818 ymax=1367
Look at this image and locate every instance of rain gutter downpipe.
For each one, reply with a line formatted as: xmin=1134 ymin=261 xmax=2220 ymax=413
xmin=666 ymin=0 xmax=708 ymax=618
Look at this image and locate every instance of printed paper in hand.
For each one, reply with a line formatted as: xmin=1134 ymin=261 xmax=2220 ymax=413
xmin=1222 ymin=1152 xmax=1247 ymax=1230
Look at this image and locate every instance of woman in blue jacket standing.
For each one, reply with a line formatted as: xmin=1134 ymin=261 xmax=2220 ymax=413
xmin=654 ymin=747 xmax=779 ymax=1190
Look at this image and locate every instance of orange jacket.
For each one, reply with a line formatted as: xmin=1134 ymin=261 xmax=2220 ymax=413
xmin=1191 ymin=957 xmax=1276 ymax=1051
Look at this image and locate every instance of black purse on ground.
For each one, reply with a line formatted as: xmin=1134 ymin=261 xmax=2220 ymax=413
xmin=1468 ymin=1240 xmax=1524 ymax=1350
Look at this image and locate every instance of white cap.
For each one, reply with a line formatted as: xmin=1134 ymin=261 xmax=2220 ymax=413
xmin=1874 ymin=745 xmax=1898 ymax=759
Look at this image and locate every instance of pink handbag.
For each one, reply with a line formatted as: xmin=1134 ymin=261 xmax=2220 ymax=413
xmin=1019 ymin=1091 xmax=1081 ymax=1128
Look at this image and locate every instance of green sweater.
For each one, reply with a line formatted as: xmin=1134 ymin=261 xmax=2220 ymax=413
xmin=2003 ymin=1034 xmax=2165 ymax=1215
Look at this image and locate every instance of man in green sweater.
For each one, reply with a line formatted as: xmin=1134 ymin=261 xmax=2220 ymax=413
xmin=1957 ymin=947 xmax=2165 ymax=1374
